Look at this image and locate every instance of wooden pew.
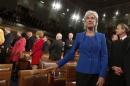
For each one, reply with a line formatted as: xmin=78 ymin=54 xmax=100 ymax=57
xmin=18 ymin=69 xmax=51 ymax=86
xmin=19 ymin=69 xmax=67 ymax=86
xmin=0 ymin=64 xmax=13 ymax=86
xmin=43 ymin=61 xmax=76 ymax=86
xmin=64 ymin=63 xmax=76 ymax=82
xmin=19 ymin=61 xmax=76 ymax=86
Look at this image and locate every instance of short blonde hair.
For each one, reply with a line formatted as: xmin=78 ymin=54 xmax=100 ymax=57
xmin=83 ymin=10 xmax=98 ymax=32
xmin=36 ymin=30 xmax=44 ymax=38
xmin=56 ymin=33 xmax=62 ymax=40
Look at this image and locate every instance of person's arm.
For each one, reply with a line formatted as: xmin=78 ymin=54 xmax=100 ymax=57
xmin=96 ymin=34 xmax=108 ymax=86
xmin=99 ymin=34 xmax=108 ymax=78
xmin=57 ymin=33 xmax=80 ymax=67
xmin=0 ymin=29 xmax=5 ymax=45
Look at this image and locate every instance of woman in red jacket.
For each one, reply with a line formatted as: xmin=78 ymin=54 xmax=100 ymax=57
xmin=31 ymin=31 xmax=44 ymax=69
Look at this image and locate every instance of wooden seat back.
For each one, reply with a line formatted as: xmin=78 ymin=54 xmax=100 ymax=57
xmin=0 ymin=64 xmax=13 ymax=86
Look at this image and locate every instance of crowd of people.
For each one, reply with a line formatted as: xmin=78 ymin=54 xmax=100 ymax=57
xmin=0 ymin=10 xmax=130 ymax=86
xmin=0 ymin=28 xmax=74 ymax=68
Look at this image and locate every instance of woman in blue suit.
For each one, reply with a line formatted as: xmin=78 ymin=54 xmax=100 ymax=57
xmin=50 ymin=10 xmax=108 ymax=86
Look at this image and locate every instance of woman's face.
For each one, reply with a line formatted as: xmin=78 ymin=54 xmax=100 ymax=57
xmin=39 ymin=32 xmax=44 ymax=38
xmin=68 ymin=33 xmax=73 ymax=39
xmin=116 ymin=25 xmax=125 ymax=36
xmin=85 ymin=14 xmax=96 ymax=29
xmin=17 ymin=32 xmax=21 ymax=37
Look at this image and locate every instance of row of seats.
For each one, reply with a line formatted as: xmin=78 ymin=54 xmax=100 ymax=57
xmin=0 ymin=64 xmax=12 ymax=86
xmin=0 ymin=62 xmax=76 ymax=86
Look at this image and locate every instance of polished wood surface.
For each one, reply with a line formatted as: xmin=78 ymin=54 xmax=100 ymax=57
xmin=0 ymin=64 xmax=13 ymax=86
xmin=18 ymin=61 xmax=76 ymax=86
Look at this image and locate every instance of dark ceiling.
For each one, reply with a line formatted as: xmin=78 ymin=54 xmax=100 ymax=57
xmin=71 ymin=0 xmax=130 ymax=9
xmin=0 ymin=0 xmax=130 ymax=36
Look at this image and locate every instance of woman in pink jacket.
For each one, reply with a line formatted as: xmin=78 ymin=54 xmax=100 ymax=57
xmin=10 ymin=32 xmax=26 ymax=63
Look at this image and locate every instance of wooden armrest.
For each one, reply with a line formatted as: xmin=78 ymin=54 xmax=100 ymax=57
xmin=0 ymin=80 xmax=6 ymax=83
xmin=0 ymin=68 xmax=10 ymax=71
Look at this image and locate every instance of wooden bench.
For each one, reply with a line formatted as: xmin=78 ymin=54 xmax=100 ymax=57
xmin=0 ymin=64 xmax=13 ymax=86
xmin=18 ymin=69 xmax=53 ymax=86
xmin=19 ymin=68 xmax=67 ymax=86
xmin=18 ymin=61 xmax=76 ymax=86
xmin=43 ymin=61 xmax=76 ymax=86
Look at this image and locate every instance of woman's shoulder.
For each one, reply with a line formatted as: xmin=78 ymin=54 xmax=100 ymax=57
xmin=76 ymin=32 xmax=85 ymax=36
xmin=96 ymin=32 xmax=105 ymax=36
xmin=74 ymin=32 xmax=84 ymax=40
xmin=95 ymin=32 xmax=107 ymax=42
xmin=77 ymin=32 xmax=105 ymax=36
xmin=96 ymin=32 xmax=106 ymax=38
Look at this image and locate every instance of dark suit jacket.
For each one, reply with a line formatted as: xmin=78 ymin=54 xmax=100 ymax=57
xmin=49 ymin=39 xmax=63 ymax=60
xmin=64 ymin=39 xmax=73 ymax=55
xmin=109 ymin=37 xmax=130 ymax=86
xmin=122 ymin=37 xmax=130 ymax=86
xmin=109 ymin=40 xmax=123 ymax=67
xmin=25 ymin=36 xmax=35 ymax=51
xmin=3 ymin=33 xmax=12 ymax=49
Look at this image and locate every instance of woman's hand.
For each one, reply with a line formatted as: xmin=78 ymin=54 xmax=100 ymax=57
xmin=46 ymin=63 xmax=58 ymax=71
xmin=96 ymin=77 xmax=105 ymax=86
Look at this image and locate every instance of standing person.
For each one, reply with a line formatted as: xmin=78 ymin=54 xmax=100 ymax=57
xmin=113 ymin=23 xmax=130 ymax=86
xmin=40 ymin=36 xmax=51 ymax=61
xmin=49 ymin=10 xmax=108 ymax=86
xmin=108 ymin=33 xmax=125 ymax=86
xmin=123 ymin=28 xmax=130 ymax=86
xmin=11 ymin=31 xmax=22 ymax=47
xmin=9 ymin=32 xmax=26 ymax=80
xmin=0 ymin=28 xmax=5 ymax=45
xmin=43 ymin=36 xmax=51 ymax=54
xmin=0 ymin=27 xmax=13 ymax=63
xmin=64 ymin=32 xmax=74 ymax=55
xmin=49 ymin=33 xmax=63 ymax=61
xmin=108 ymin=23 xmax=130 ymax=86
xmin=31 ymin=31 xmax=44 ymax=69
xmin=0 ymin=28 xmax=5 ymax=63
xmin=9 ymin=32 xmax=26 ymax=63
xmin=25 ymin=31 xmax=35 ymax=52
xmin=3 ymin=27 xmax=13 ymax=51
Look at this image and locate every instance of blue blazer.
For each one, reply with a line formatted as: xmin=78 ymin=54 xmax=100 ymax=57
xmin=57 ymin=32 xmax=108 ymax=77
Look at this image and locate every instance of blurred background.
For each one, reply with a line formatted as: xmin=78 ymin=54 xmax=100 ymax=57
xmin=0 ymin=0 xmax=130 ymax=37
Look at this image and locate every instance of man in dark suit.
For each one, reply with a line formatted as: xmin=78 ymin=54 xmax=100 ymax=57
xmin=0 ymin=27 xmax=13 ymax=63
xmin=25 ymin=31 xmax=35 ymax=52
xmin=109 ymin=34 xmax=125 ymax=86
xmin=64 ymin=33 xmax=74 ymax=55
xmin=49 ymin=33 xmax=63 ymax=61
xmin=109 ymin=23 xmax=130 ymax=86
xmin=123 ymin=36 xmax=130 ymax=86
